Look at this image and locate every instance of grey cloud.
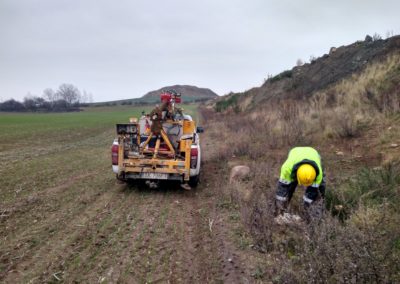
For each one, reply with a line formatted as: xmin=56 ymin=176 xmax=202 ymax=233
xmin=0 ymin=0 xmax=399 ymax=101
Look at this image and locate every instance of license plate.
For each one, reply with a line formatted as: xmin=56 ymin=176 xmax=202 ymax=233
xmin=140 ymin=172 xmax=169 ymax=180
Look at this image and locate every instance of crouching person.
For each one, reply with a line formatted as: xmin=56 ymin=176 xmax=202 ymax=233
xmin=275 ymin=147 xmax=326 ymax=218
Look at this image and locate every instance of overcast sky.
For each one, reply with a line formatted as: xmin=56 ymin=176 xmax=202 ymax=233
xmin=0 ymin=0 xmax=399 ymax=102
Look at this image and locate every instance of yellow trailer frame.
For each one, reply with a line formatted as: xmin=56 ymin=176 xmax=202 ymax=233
xmin=116 ymin=120 xmax=193 ymax=182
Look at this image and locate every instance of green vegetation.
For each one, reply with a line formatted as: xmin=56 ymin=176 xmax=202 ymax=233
xmin=0 ymin=104 xmax=207 ymax=282
xmin=0 ymin=104 xmax=198 ymax=146
xmin=0 ymin=105 xmax=198 ymax=201
xmin=215 ymin=93 xmax=239 ymax=112
xmin=0 ymin=106 xmax=149 ymax=159
xmin=327 ymin=162 xmax=400 ymax=218
xmin=269 ymin=70 xmax=293 ymax=83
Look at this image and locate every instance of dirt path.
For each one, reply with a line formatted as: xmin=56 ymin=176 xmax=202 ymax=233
xmin=0 ymin=131 xmax=253 ymax=283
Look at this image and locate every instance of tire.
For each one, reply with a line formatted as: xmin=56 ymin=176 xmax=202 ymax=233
xmin=116 ymin=174 xmax=127 ymax=183
xmin=188 ymin=174 xmax=200 ymax=187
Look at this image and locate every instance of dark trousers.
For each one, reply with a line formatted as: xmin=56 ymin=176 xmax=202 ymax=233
xmin=275 ymin=177 xmax=326 ymax=207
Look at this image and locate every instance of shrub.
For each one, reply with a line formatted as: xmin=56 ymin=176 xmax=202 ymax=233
xmin=299 ymin=209 xmax=400 ymax=283
xmin=373 ymin=33 xmax=382 ymax=41
xmin=276 ymin=100 xmax=312 ymax=146
xmin=269 ymin=70 xmax=293 ymax=83
xmin=215 ymin=94 xmax=239 ymax=112
xmin=375 ymin=65 xmax=400 ymax=113
xmin=330 ymin=107 xmax=363 ymax=138
xmin=243 ymin=163 xmax=400 ymax=283
xmin=227 ymin=161 xmax=277 ymax=251
xmin=326 ymin=161 xmax=400 ymax=217
xmin=201 ymin=90 xmax=400 ymax=282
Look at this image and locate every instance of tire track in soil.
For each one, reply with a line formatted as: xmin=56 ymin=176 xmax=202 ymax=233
xmin=58 ymin=186 xmax=150 ymax=283
xmin=115 ymin=192 xmax=174 ymax=283
xmin=149 ymin=191 xmax=207 ymax=283
xmin=178 ymin=192 xmax=221 ymax=282
xmin=212 ymin=213 xmax=248 ymax=284
xmin=88 ymin=188 xmax=169 ymax=283
xmin=136 ymin=203 xmax=175 ymax=283
xmin=100 ymin=185 xmax=229 ymax=283
xmin=110 ymin=133 xmax=250 ymax=282
xmin=2 ymin=123 xmax=252 ymax=283
xmin=106 ymin=210 xmax=147 ymax=283
xmin=196 ymin=165 xmax=249 ymax=284
xmin=119 ymin=188 xmax=222 ymax=283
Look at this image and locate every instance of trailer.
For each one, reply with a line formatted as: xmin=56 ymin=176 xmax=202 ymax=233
xmin=111 ymin=90 xmax=203 ymax=188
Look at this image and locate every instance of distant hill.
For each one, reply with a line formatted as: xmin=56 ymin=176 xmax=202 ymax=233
xmin=94 ymin=85 xmax=218 ymax=106
xmin=141 ymin=85 xmax=218 ymax=103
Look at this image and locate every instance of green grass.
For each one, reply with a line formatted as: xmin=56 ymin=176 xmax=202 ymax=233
xmin=0 ymin=106 xmax=147 ymax=147
xmin=215 ymin=94 xmax=239 ymax=113
xmin=326 ymin=161 xmax=400 ymax=219
xmin=0 ymin=105 xmax=198 ymax=149
xmin=0 ymin=103 xmax=234 ymax=283
xmin=0 ymin=104 xmax=198 ymax=202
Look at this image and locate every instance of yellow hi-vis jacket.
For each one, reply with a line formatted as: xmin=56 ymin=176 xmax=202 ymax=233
xmin=279 ymin=147 xmax=323 ymax=188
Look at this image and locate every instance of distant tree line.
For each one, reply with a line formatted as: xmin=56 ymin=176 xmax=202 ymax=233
xmin=0 ymin=84 xmax=93 ymax=112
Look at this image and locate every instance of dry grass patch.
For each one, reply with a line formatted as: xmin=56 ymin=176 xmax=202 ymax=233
xmin=199 ymin=52 xmax=400 ymax=281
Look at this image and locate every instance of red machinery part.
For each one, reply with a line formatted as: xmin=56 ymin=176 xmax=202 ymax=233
xmin=160 ymin=92 xmax=181 ymax=103
xmin=160 ymin=92 xmax=171 ymax=103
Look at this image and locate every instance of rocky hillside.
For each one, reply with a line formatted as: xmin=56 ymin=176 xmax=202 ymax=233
xmin=214 ymin=35 xmax=400 ymax=112
xmin=199 ymin=34 xmax=400 ymax=282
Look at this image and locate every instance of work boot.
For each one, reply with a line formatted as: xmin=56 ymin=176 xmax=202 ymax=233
xmin=181 ymin=183 xmax=191 ymax=191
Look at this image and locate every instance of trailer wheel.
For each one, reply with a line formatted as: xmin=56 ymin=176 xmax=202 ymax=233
xmin=116 ymin=174 xmax=126 ymax=183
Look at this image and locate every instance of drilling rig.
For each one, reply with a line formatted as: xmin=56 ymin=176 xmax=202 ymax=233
xmin=111 ymin=90 xmax=203 ymax=189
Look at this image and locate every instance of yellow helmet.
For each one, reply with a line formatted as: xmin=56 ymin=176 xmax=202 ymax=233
xmin=297 ymin=164 xmax=316 ymax=186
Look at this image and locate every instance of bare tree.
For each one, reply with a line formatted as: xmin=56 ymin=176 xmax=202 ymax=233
xmin=385 ymin=30 xmax=394 ymax=39
xmin=56 ymin=84 xmax=81 ymax=106
xmin=373 ymin=32 xmax=382 ymax=41
xmin=43 ymin=88 xmax=57 ymax=103
xmin=88 ymin=92 xmax=93 ymax=103
xmin=23 ymin=96 xmax=36 ymax=110
xmin=81 ymin=90 xmax=88 ymax=103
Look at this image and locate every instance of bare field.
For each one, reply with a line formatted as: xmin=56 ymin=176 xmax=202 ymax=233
xmin=0 ymin=105 xmax=255 ymax=283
